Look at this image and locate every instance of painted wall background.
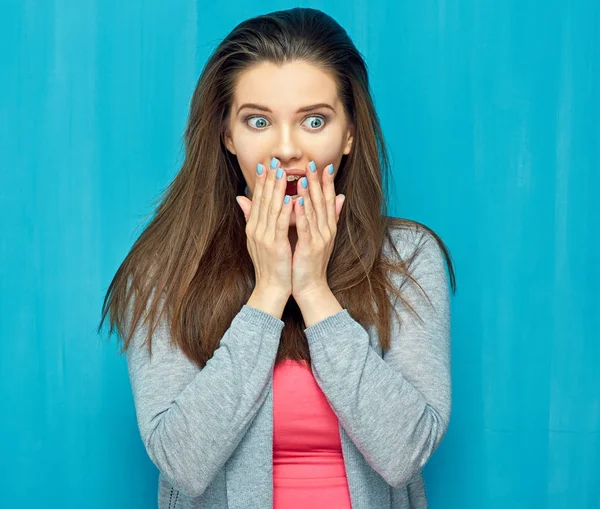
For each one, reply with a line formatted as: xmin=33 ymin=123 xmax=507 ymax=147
xmin=1 ymin=1 xmax=598 ymax=507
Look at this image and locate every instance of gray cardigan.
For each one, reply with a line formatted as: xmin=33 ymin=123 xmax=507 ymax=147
xmin=125 ymin=225 xmax=452 ymax=508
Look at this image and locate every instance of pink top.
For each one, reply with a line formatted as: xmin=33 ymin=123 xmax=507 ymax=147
xmin=272 ymin=359 xmax=353 ymax=509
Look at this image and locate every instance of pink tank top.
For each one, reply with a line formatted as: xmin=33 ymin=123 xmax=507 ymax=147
xmin=272 ymin=359 xmax=353 ymax=508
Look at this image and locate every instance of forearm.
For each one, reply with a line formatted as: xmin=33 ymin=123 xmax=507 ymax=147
xmin=303 ymin=311 xmax=450 ymax=487
xmin=294 ymin=285 xmax=343 ymax=328
xmin=246 ymin=286 xmax=290 ymax=320
xmin=127 ymin=304 xmax=285 ymax=498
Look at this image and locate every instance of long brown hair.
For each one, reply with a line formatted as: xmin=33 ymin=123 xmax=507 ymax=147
xmin=97 ymin=7 xmax=456 ymax=369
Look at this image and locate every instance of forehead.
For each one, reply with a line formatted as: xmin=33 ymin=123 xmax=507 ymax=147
xmin=232 ymin=60 xmax=340 ymax=111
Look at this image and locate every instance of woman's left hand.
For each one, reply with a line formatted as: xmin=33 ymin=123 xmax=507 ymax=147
xmin=292 ymin=161 xmax=346 ymax=300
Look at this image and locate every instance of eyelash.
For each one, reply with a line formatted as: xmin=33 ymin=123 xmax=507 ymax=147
xmin=244 ymin=114 xmax=328 ymax=131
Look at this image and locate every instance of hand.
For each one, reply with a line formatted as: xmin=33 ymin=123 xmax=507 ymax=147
xmin=236 ymin=159 xmax=294 ymax=299
xmin=292 ymin=161 xmax=346 ymax=300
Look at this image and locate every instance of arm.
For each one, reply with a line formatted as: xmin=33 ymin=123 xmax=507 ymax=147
xmin=301 ymin=227 xmax=451 ymax=488
xmin=125 ymin=299 xmax=285 ymax=498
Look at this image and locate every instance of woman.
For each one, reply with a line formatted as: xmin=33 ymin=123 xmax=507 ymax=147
xmin=99 ymin=7 xmax=456 ymax=509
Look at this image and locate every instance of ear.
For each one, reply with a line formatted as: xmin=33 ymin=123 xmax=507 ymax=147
xmin=343 ymin=123 xmax=354 ymax=155
xmin=223 ymin=127 xmax=237 ymax=155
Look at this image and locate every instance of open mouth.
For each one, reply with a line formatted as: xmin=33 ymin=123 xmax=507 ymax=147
xmin=285 ymin=178 xmax=299 ymax=197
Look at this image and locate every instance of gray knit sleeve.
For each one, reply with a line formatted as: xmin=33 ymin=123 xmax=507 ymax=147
xmin=303 ymin=226 xmax=452 ymax=488
xmin=125 ymin=301 xmax=284 ymax=498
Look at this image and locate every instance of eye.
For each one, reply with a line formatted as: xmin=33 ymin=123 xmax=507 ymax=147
xmin=246 ymin=116 xmax=270 ymax=130
xmin=244 ymin=114 xmax=327 ymax=131
xmin=302 ymin=115 xmax=326 ymax=130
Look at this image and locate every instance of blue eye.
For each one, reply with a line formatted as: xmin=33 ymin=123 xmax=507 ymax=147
xmin=303 ymin=116 xmax=326 ymax=130
xmin=247 ymin=116 xmax=270 ymax=129
xmin=244 ymin=114 xmax=327 ymax=131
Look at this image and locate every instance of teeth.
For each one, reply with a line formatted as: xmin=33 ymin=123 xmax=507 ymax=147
xmin=286 ymin=175 xmax=301 ymax=182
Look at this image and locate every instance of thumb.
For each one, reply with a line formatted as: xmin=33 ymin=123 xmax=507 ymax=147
xmin=336 ymin=194 xmax=346 ymax=222
xmin=236 ymin=196 xmax=251 ymax=221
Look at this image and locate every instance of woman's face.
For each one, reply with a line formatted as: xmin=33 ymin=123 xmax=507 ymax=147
xmin=224 ymin=60 xmax=354 ymax=227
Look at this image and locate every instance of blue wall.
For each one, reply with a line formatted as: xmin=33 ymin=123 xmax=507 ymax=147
xmin=1 ymin=1 xmax=598 ymax=507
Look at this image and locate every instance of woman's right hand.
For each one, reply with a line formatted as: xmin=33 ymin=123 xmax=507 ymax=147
xmin=235 ymin=159 xmax=293 ymax=298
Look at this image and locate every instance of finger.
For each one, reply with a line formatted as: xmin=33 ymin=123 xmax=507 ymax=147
xmin=322 ymin=164 xmax=337 ymax=232
xmin=296 ymin=177 xmax=318 ymax=241
xmin=275 ymin=193 xmax=293 ymax=242
xmin=246 ymin=163 xmax=265 ymax=232
xmin=305 ymin=160 xmax=329 ymax=235
xmin=236 ymin=196 xmax=250 ymax=222
xmin=294 ymin=194 xmax=311 ymax=243
xmin=266 ymin=163 xmax=287 ymax=242
xmin=257 ymin=157 xmax=280 ymax=237
xmin=336 ymin=194 xmax=346 ymax=223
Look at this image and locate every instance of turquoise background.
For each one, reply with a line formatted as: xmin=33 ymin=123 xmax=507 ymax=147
xmin=1 ymin=1 xmax=598 ymax=507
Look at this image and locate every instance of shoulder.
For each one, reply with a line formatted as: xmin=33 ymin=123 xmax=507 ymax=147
xmin=384 ymin=217 xmax=444 ymax=262
xmin=383 ymin=216 xmax=454 ymax=292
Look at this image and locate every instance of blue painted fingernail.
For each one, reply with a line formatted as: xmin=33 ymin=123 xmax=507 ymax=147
xmin=301 ymin=177 xmax=308 ymax=188
xmin=256 ymin=163 xmax=263 ymax=175
xmin=270 ymin=157 xmax=279 ymax=169
xmin=276 ymin=168 xmax=283 ymax=180
xmin=309 ymin=161 xmax=317 ymax=172
xmin=284 ymin=195 xmax=290 ymax=204
xmin=299 ymin=197 xmax=304 ymax=206
xmin=328 ymin=164 xmax=334 ymax=175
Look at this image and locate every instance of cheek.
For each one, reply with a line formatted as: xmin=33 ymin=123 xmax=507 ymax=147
xmin=234 ymin=137 xmax=263 ymax=172
xmin=309 ymin=136 xmax=346 ymax=168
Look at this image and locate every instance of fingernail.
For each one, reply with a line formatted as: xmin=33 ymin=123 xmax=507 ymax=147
xmin=284 ymin=195 xmax=291 ymax=204
xmin=309 ymin=161 xmax=317 ymax=172
xmin=256 ymin=163 xmax=263 ymax=175
xmin=328 ymin=164 xmax=334 ymax=175
xmin=299 ymin=197 xmax=304 ymax=206
xmin=301 ymin=177 xmax=308 ymax=188
xmin=270 ymin=157 xmax=279 ymax=169
xmin=276 ymin=168 xmax=283 ymax=180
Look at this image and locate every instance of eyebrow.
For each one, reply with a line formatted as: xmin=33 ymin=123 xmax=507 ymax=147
xmin=237 ymin=102 xmax=335 ymax=115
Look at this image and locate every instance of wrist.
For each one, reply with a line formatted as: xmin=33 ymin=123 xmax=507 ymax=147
xmin=247 ymin=286 xmax=290 ymax=320
xmin=292 ymin=283 xmax=330 ymax=304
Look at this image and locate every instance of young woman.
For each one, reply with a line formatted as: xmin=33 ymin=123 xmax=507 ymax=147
xmin=99 ymin=7 xmax=456 ymax=509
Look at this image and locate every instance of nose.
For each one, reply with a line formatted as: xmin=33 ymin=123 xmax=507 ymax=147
xmin=271 ymin=124 xmax=302 ymax=163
